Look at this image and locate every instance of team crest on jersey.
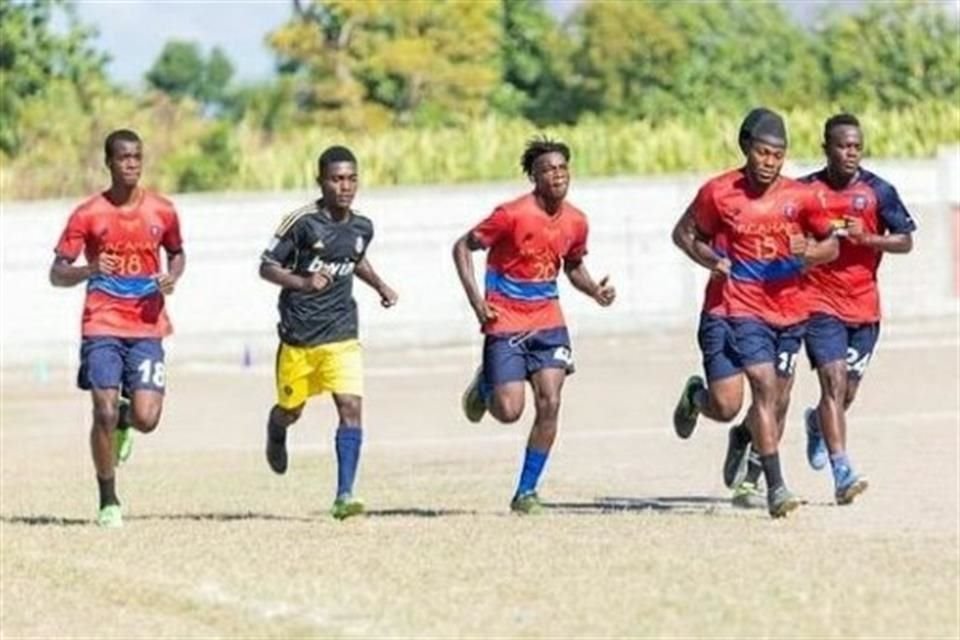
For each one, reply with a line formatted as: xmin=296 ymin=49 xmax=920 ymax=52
xmin=355 ymin=236 xmax=365 ymax=254
xmin=150 ymin=225 xmax=161 ymax=237
xmin=782 ymin=203 xmax=798 ymax=220
xmin=852 ymin=195 xmax=868 ymax=212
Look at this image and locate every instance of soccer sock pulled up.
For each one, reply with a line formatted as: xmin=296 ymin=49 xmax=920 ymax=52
xmin=335 ymin=425 xmax=363 ymax=499
xmin=829 ymin=451 xmax=852 ymax=485
xmin=745 ymin=445 xmax=763 ymax=484
xmin=515 ymin=447 xmax=549 ymax=497
xmin=97 ymin=475 xmax=119 ymax=509
xmin=759 ymin=452 xmax=785 ymax=492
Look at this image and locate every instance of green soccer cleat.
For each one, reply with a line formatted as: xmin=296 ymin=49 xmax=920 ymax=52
xmin=461 ymin=366 xmax=487 ymax=424
xmin=767 ymin=486 xmax=801 ymax=519
xmin=331 ymin=495 xmax=365 ymax=521
xmin=672 ymin=375 xmax=704 ymax=439
xmin=731 ymin=480 xmax=765 ymax=510
xmin=96 ymin=504 xmax=123 ymax=528
xmin=510 ymin=491 xmax=544 ymax=515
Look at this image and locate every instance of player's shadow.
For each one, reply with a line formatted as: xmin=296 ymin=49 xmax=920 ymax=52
xmin=541 ymin=495 xmax=729 ymax=515
xmin=344 ymin=507 xmax=478 ymax=518
xmin=129 ymin=511 xmax=314 ymax=523
xmin=1 ymin=515 xmax=90 ymax=527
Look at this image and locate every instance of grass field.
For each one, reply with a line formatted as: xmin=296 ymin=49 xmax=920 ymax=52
xmin=2 ymin=322 xmax=958 ymax=638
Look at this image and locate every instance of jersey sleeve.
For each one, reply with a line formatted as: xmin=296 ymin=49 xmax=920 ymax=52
xmin=690 ymin=182 xmax=721 ymax=237
xmin=162 ymin=207 xmax=184 ymax=253
xmin=53 ymin=208 xmax=88 ymax=262
xmin=359 ymin=218 xmax=374 ymax=261
xmin=565 ymin=217 xmax=589 ymax=263
xmin=470 ymin=206 xmax=513 ymax=248
xmin=261 ymin=214 xmax=304 ymax=267
xmin=873 ymin=180 xmax=917 ymax=234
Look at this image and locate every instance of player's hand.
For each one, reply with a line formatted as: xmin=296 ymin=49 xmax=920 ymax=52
xmin=592 ymin=275 xmax=616 ymax=306
xmin=301 ymin=272 xmax=332 ymax=293
xmin=789 ymin=234 xmax=809 ymax=258
xmin=92 ymin=252 xmax=122 ymax=275
xmin=711 ymin=257 xmax=732 ymax=279
xmin=472 ymin=301 xmax=498 ymax=326
xmin=155 ymin=273 xmax=178 ymax=295
xmin=844 ymin=216 xmax=867 ymax=244
xmin=378 ymin=284 xmax=399 ymax=308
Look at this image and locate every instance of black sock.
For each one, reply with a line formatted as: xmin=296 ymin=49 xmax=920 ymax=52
xmin=760 ymin=452 xmax=784 ymax=492
xmin=268 ymin=416 xmax=286 ymax=444
xmin=745 ymin=445 xmax=763 ymax=484
xmin=97 ymin=475 xmax=119 ymax=509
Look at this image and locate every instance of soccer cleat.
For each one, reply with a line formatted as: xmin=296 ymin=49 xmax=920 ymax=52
xmin=834 ymin=467 xmax=869 ymax=505
xmin=804 ymin=408 xmax=829 ymax=471
xmin=331 ymin=494 xmax=365 ymax=520
xmin=96 ymin=504 xmax=123 ymax=528
xmin=265 ymin=421 xmax=288 ymax=475
xmin=723 ymin=424 xmax=751 ymax=488
xmin=672 ymin=375 xmax=704 ymax=439
xmin=731 ymin=481 xmax=765 ymax=510
xmin=461 ymin=366 xmax=487 ymax=423
xmin=767 ymin=486 xmax=801 ymax=519
xmin=510 ymin=491 xmax=544 ymax=515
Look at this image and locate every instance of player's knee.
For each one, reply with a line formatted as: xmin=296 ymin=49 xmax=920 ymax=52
xmin=843 ymin=381 xmax=859 ymax=409
xmin=534 ymin=392 xmax=561 ymax=420
xmin=335 ymin=397 xmax=362 ymax=425
xmin=821 ymin=368 xmax=847 ymax=403
xmin=490 ymin=398 xmax=523 ymax=424
xmin=92 ymin=404 xmax=119 ymax=430
xmin=131 ymin=404 xmax=162 ymax=433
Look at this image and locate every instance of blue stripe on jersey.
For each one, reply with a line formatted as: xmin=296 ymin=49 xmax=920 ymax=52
xmin=485 ymin=269 xmax=558 ymax=301
xmin=730 ymin=256 xmax=804 ymax=284
xmin=88 ymin=274 xmax=159 ymax=299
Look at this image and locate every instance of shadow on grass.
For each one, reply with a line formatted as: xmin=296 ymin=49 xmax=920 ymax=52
xmin=2 ymin=511 xmax=314 ymax=527
xmin=353 ymin=507 xmax=478 ymax=518
xmin=542 ymin=495 xmax=731 ymax=515
xmin=1 ymin=515 xmax=90 ymax=527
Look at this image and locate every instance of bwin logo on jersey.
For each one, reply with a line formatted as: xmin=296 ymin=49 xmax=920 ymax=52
xmin=307 ymin=256 xmax=356 ymax=277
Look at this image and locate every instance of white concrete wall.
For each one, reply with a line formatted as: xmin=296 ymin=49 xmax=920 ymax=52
xmin=2 ymin=154 xmax=957 ymax=370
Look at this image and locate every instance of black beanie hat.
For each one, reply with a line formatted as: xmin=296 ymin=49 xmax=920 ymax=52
xmin=738 ymin=108 xmax=787 ymax=153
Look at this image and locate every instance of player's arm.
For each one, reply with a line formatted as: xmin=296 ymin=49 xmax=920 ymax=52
xmin=671 ymin=206 xmax=730 ymax=277
xmin=850 ymin=231 xmax=913 ymax=253
xmin=49 ymin=210 xmax=119 ymax=287
xmin=259 ymin=217 xmax=329 ymax=293
xmin=564 ymin=258 xmax=615 ymax=307
xmin=156 ymin=249 xmax=186 ymax=295
xmin=452 ymin=231 xmax=496 ymax=325
xmin=49 ymin=255 xmax=97 ymax=287
xmin=791 ymin=234 xmax=839 ymax=267
xmin=355 ymin=257 xmax=398 ymax=308
xmin=846 ymin=180 xmax=916 ymax=254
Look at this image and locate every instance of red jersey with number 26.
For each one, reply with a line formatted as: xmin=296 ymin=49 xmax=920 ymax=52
xmin=54 ymin=190 xmax=183 ymax=338
xmin=691 ymin=169 xmax=837 ymax=327
xmin=470 ymin=193 xmax=588 ymax=335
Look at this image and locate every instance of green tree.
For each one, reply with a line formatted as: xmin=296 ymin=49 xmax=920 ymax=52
xmin=817 ymin=1 xmax=960 ymax=109
xmin=146 ymin=41 xmax=235 ymax=107
xmin=269 ymin=0 xmax=502 ymax=128
xmin=0 ymin=0 xmax=108 ymax=154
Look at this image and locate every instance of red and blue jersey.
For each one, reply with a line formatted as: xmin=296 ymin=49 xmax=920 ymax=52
xmin=54 ymin=190 xmax=182 ymax=338
xmin=799 ymin=169 xmax=916 ymax=324
xmin=470 ymin=193 xmax=588 ymax=335
xmin=692 ymin=169 xmax=837 ymax=327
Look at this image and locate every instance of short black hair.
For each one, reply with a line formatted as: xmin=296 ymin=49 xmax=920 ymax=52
xmin=318 ymin=145 xmax=357 ymax=176
xmin=823 ymin=113 xmax=861 ymax=143
xmin=521 ymin=135 xmax=570 ymax=177
xmin=104 ymin=129 xmax=141 ymax=160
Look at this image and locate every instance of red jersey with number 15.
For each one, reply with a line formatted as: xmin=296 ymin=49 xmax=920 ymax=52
xmin=691 ymin=169 xmax=838 ymax=327
xmin=54 ymin=190 xmax=183 ymax=338
xmin=470 ymin=193 xmax=588 ymax=335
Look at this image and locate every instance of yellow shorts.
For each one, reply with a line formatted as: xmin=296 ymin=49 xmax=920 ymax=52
xmin=275 ymin=339 xmax=363 ymax=409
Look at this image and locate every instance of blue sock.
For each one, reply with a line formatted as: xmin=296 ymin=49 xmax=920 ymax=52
xmin=335 ymin=425 xmax=363 ymax=498
xmin=515 ymin=447 xmax=549 ymax=497
xmin=830 ymin=452 xmax=851 ymax=485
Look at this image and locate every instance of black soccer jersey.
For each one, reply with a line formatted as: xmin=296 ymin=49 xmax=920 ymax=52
xmin=261 ymin=200 xmax=374 ymax=346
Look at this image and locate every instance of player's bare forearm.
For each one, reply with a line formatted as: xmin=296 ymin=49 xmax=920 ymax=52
xmin=49 ymin=257 xmax=93 ymax=287
xmin=167 ymin=251 xmax=186 ymax=281
xmin=565 ymin=260 xmax=616 ymax=306
xmin=672 ymin=209 xmax=723 ymax=271
xmin=356 ymin=257 xmax=398 ymax=306
xmin=802 ymin=236 xmax=840 ymax=266
xmin=259 ymin=261 xmax=308 ymax=291
xmin=452 ymin=234 xmax=485 ymax=310
xmin=861 ymin=233 xmax=913 ymax=254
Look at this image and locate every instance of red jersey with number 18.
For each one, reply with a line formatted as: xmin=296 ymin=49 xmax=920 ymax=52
xmin=54 ymin=190 xmax=183 ymax=338
xmin=691 ymin=169 xmax=838 ymax=327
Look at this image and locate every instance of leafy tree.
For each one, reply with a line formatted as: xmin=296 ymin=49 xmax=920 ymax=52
xmin=0 ymin=0 xmax=108 ymax=154
xmin=146 ymin=41 xmax=235 ymax=107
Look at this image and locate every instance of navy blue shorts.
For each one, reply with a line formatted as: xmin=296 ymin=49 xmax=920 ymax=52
xmin=77 ymin=337 xmax=166 ymax=394
xmin=698 ymin=313 xmax=805 ymax=381
xmin=804 ymin=312 xmax=880 ymax=380
xmin=482 ymin=327 xmax=574 ymax=388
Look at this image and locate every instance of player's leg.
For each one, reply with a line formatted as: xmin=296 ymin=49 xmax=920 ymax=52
xmin=266 ymin=342 xmax=311 ymax=474
xmin=322 ymin=338 xmax=366 ymax=520
xmin=737 ymin=320 xmax=801 ymax=518
xmin=473 ymin=333 xmax=528 ymax=424
xmin=509 ymin=329 xmax=571 ymax=514
xmin=803 ymin=313 xmax=845 ymax=470
xmin=79 ymin=337 xmax=126 ymax=527
xmin=674 ymin=314 xmax=745 ymax=439
xmin=114 ymin=338 xmax=167 ymax=465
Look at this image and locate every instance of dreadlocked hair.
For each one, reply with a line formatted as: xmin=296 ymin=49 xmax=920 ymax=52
xmin=521 ymin=135 xmax=570 ymax=177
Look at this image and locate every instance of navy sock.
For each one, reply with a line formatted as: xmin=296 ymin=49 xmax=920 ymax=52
xmin=830 ymin=452 xmax=852 ymax=484
xmin=335 ymin=425 xmax=363 ymax=498
xmin=745 ymin=446 xmax=763 ymax=484
xmin=97 ymin=475 xmax=119 ymax=509
xmin=760 ymin=452 xmax=785 ymax=492
xmin=515 ymin=447 xmax=549 ymax=497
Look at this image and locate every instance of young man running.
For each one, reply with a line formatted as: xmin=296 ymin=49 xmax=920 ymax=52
xmin=453 ymin=136 xmax=616 ymax=515
xmin=260 ymin=145 xmax=397 ymax=520
xmin=50 ymin=129 xmax=185 ymax=527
